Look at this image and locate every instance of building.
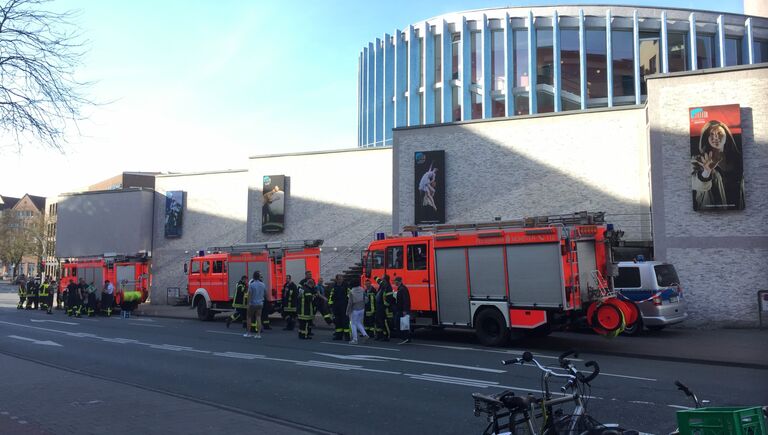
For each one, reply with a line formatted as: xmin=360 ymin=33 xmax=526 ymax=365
xmin=43 ymin=196 xmax=62 ymax=279
xmin=0 ymin=194 xmax=46 ymax=278
xmin=357 ymin=6 xmax=768 ymax=147
xmin=88 ymin=171 xmax=158 ymax=192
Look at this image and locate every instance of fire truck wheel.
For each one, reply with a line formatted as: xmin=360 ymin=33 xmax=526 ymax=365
xmin=475 ymin=308 xmax=510 ymax=347
xmin=621 ymin=307 xmax=644 ymax=336
xmin=196 ymin=300 xmax=215 ymax=321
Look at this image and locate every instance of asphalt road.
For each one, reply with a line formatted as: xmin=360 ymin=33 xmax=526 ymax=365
xmin=0 ymin=297 xmax=766 ymax=434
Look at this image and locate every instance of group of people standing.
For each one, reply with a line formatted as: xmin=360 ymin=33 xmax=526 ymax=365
xmin=61 ymin=278 xmax=118 ymax=318
xmin=16 ymin=276 xmax=132 ymax=318
xmin=16 ymin=277 xmax=56 ymax=314
xmin=226 ymin=270 xmax=412 ymax=345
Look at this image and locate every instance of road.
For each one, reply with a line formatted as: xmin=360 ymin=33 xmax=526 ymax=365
xmin=0 ymin=294 xmax=766 ymax=434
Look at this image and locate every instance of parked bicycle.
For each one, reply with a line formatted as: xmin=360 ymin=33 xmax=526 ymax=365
xmin=472 ymin=350 xmax=636 ymax=435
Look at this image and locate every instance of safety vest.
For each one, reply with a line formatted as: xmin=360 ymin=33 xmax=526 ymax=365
xmin=232 ymin=283 xmax=247 ymax=308
xmin=283 ymin=286 xmax=297 ymax=313
xmin=365 ymin=290 xmax=376 ymax=317
xmin=297 ymin=289 xmax=315 ymax=321
xmin=40 ymin=283 xmax=50 ymax=297
xmin=18 ymin=284 xmax=26 ymax=297
xmin=122 ymin=291 xmax=142 ymax=302
xmin=383 ymin=287 xmax=394 ymax=318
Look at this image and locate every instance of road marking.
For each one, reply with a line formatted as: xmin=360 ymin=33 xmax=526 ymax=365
xmin=668 ymin=404 xmax=692 ymax=410
xmin=314 ymin=352 xmax=506 ymax=373
xmin=415 ymin=373 xmax=500 ymax=385
xmin=148 ymin=344 xmax=210 ymax=353
xmin=213 ymin=352 xmax=265 ymax=360
xmin=8 ymin=335 xmax=62 ymax=347
xmin=127 ymin=323 xmax=164 ymax=328
xmin=406 ymin=374 xmax=497 ymax=388
xmin=30 ymin=319 xmax=78 ymax=325
xmin=321 ymin=341 xmax=401 ymax=352
xmin=411 ymin=343 xmax=579 ymax=361
xmin=206 ymin=330 xmax=248 ymax=336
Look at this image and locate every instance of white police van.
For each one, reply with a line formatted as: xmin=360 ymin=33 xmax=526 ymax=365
xmin=613 ymin=258 xmax=687 ymax=335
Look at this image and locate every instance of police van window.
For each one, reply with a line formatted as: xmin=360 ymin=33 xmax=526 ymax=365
xmin=202 ymin=261 xmax=210 ymax=274
xmin=372 ymin=250 xmax=385 ymax=269
xmin=407 ymin=244 xmax=427 ymax=270
xmin=213 ymin=260 xmax=224 ymax=274
xmin=654 ymin=264 xmax=679 ymax=287
xmin=191 ymin=261 xmax=200 ymax=274
xmin=614 ymin=267 xmax=641 ymax=288
xmin=386 ymin=246 xmax=403 ymax=269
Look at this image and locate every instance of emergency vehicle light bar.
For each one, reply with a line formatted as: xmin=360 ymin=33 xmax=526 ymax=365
xmin=402 ymin=211 xmax=605 ymax=234
xmin=208 ymin=239 xmax=323 ymax=253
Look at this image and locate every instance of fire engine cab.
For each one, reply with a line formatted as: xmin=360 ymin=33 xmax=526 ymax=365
xmin=362 ymin=212 xmax=637 ymax=346
xmin=59 ymin=255 xmax=150 ymax=305
xmin=187 ymin=240 xmax=322 ymax=321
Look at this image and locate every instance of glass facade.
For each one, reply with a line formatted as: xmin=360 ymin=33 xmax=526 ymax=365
xmin=358 ymin=7 xmax=768 ymax=147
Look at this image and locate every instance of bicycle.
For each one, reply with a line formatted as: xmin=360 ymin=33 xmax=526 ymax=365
xmin=472 ymin=350 xmax=635 ymax=435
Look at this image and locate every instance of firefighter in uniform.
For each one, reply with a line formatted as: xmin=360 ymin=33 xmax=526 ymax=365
xmin=66 ymin=279 xmax=81 ymax=317
xmin=363 ymin=279 xmax=378 ymax=337
xmin=25 ymin=278 xmax=39 ymax=310
xmin=328 ymin=274 xmax=350 ymax=341
xmin=281 ymin=275 xmax=298 ymax=330
xmin=86 ymin=282 xmax=98 ymax=316
xmin=17 ymin=278 xmax=27 ymax=309
xmin=374 ymin=275 xmax=393 ymax=341
xmin=39 ymin=278 xmax=53 ymax=314
xmin=226 ymin=276 xmax=248 ymax=329
xmin=297 ymin=279 xmax=316 ymax=339
xmin=261 ymin=285 xmax=274 ymax=331
xmin=102 ymin=280 xmax=115 ymax=317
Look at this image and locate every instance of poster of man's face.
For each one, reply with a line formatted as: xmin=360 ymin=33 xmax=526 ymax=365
xmin=414 ymin=150 xmax=445 ymax=224
xmin=262 ymin=175 xmax=287 ymax=233
xmin=164 ymin=191 xmax=184 ymax=238
xmin=689 ymin=104 xmax=744 ymax=211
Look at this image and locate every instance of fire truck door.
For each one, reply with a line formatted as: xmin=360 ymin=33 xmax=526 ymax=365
xmin=467 ymin=246 xmax=507 ymax=300
xmin=576 ymin=241 xmax=597 ymax=303
xmin=246 ymin=261 xmax=270 ymax=292
xmin=93 ymin=268 xmax=103 ymax=288
xmin=506 ymin=243 xmax=565 ymax=308
xmin=404 ymin=243 xmax=430 ymax=311
xmin=117 ymin=265 xmax=136 ymax=291
xmin=228 ymin=261 xmax=246 ymax=299
xmin=434 ymin=248 xmax=470 ymax=325
xmin=286 ymin=259 xmax=305 ymax=286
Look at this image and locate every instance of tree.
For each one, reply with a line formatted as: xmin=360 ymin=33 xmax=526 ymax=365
xmin=0 ymin=212 xmax=45 ymax=277
xmin=0 ymin=0 xmax=92 ymax=152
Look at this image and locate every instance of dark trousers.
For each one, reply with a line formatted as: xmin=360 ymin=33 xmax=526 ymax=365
xmin=102 ymin=294 xmax=114 ymax=316
xmin=283 ymin=311 xmax=296 ymax=330
xmin=364 ymin=313 xmax=377 ymax=336
xmin=375 ymin=312 xmax=390 ymax=339
xmin=261 ymin=301 xmax=272 ymax=329
xmin=298 ymin=318 xmax=312 ymax=339
xmin=333 ymin=311 xmax=350 ymax=339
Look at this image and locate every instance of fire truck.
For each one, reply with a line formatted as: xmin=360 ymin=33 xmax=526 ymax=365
xmin=59 ymin=255 xmax=151 ymax=305
xmin=187 ymin=240 xmax=322 ymax=321
xmin=362 ymin=212 xmax=638 ymax=346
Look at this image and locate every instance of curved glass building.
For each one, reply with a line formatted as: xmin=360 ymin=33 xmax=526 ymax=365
xmin=357 ymin=6 xmax=768 ymax=147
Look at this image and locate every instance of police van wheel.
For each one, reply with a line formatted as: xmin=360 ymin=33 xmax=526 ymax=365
xmin=475 ymin=308 xmax=509 ymax=347
xmin=622 ymin=315 xmax=643 ymax=336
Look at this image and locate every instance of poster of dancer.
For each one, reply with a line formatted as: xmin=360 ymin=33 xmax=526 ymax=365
xmin=164 ymin=191 xmax=184 ymax=238
xmin=262 ymin=175 xmax=287 ymax=233
xmin=689 ymin=104 xmax=744 ymax=211
xmin=414 ymin=150 xmax=445 ymax=224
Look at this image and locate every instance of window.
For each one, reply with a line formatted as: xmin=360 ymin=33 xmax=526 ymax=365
xmin=434 ymin=34 xmax=442 ymax=84
xmin=536 ymin=28 xmax=554 ymax=113
xmin=212 ymin=260 xmax=224 ymax=274
xmin=754 ymin=39 xmax=768 ymax=63
xmin=560 ymin=28 xmax=580 ymax=111
xmin=491 ymin=30 xmax=504 ymax=92
xmin=191 ymin=261 xmax=200 ymax=274
xmin=724 ymin=37 xmax=742 ymax=66
xmin=451 ymin=33 xmax=460 ymax=80
xmin=452 ymin=83 xmax=461 ymax=121
xmin=435 ymin=87 xmax=442 ymax=122
xmin=471 ymin=31 xmax=481 ymax=84
xmin=407 ymin=244 xmax=428 ymax=270
xmin=612 ymin=30 xmax=635 ymax=105
xmin=386 ymin=246 xmax=403 ymax=269
xmin=372 ymin=250 xmax=385 ymax=269
xmin=695 ymin=34 xmax=716 ymax=69
xmin=513 ymin=29 xmax=529 ymax=115
xmin=202 ymin=261 xmax=210 ymax=274
xmin=654 ymin=265 xmax=680 ymax=287
xmin=614 ymin=267 xmax=641 ymax=288
xmin=667 ymin=32 xmax=688 ymax=72
xmin=586 ymin=28 xmax=607 ymax=107
xmin=639 ymin=32 xmax=661 ymax=96
xmin=471 ymin=91 xmax=482 ymax=119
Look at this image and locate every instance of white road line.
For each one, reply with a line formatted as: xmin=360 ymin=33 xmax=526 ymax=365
xmin=416 ymin=373 xmax=499 ymax=385
xmin=213 ymin=352 xmax=265 ymax=360
xmin=321 ymin=341 xmax=401 ymax=352
xmin=127 ymin=323 xmax=164 ymax=328
xmin=667 ymin=404 xmax=692 ymax=410
xmin=8 ymin=335 xmax=62 ymax=347
xmin=406 ymin=374 xmax=496 ymax=388
xmin=411 ymin=343 xmax=580 ymax=361
xmin=206 ymin=330 xmax=246 ymax=336
xmin=315 ymin=352 xmax=506 ymax=373
xmin=30 ymin=319 xmax=78 ymax=325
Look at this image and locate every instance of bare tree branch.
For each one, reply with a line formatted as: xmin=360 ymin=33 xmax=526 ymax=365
xmin=0 ymin=0 xmax=94 ymax=153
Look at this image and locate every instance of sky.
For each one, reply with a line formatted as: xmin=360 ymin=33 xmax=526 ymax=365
xmin=0 ymin=0 xmax=744 ymax=198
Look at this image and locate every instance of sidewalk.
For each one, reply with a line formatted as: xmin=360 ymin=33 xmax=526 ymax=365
xmin=133 ymin=303 xmax=768 ymax=370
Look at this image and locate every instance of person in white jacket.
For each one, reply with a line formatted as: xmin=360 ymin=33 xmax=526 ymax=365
xmin=346 ymin=284 xmax=369 ymax=344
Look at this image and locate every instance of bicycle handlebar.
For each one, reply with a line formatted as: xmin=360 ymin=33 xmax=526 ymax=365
xmin=506 ymin=350 xmax=600 ymax=390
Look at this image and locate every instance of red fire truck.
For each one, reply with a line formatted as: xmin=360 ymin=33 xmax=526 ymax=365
xmin=187 ymin=240 xmax=322 ymax=321
xmin=59 ymin=255 xmax=151 ymax=305
xmin=362 ymin=212 xmax=637 ymax=346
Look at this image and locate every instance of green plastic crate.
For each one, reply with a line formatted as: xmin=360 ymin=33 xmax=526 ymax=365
xmin=677 ymin=407 xmax=767 ymax=435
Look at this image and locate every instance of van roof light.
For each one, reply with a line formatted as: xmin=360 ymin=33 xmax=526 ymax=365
xmin=634 ymin=255 xmax=645 ymax=263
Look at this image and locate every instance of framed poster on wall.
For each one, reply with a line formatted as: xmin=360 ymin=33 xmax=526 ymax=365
xmin=689 ymin=104 xmax=744 ymax=211
xmin=262 ymin=175 xmax=287 ymax=233
xmin=414 ymin=150 xmax=445 ymax=224
xmin=164 ymin=191 xmax=184 ymax=238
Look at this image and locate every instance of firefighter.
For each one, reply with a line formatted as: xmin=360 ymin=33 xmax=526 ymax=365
xmin=297 ymin=279 xmax=317 ymax=339
xmin=86 ymin=282 xmax=98 ymax=316
xmin=328 ymin=274 xmax=350 ymax=341
xmin=102 ymin=280 xmax=115 ymax=317
xmin=39 ymin=278 xmax=53 ymax=314
xmin=363 ymin=279 xmax=377 ymax=337
xmin=281 ymin=275 xmax=298 ymax=330
xmin=226 ymin=276 xmax=248 ymax=329
xmin=298 ymin=270 xmax=313 ymax=288
xmin=25 ymin=278 xmax=39 ymax=310
xmin=16 ymin=277 xmax=27 ymax=309
xmin=75 ymin=278 xmax=88 ymax=317
xmin=56 ymin=278 xmax=64 ymax=310
xmin=374 ymin=274 xmax=393 ymax=341
xmin=66 ymin=279 xmax=81 ymax=317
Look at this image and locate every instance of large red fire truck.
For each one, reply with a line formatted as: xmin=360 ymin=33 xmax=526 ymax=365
xmin=362 ymin=212 xmax=637 ymax=346
xmin=59 ymin=255 xmax=151 ymax=305
xmin=187 ymin=240 xmax=322 ymax=321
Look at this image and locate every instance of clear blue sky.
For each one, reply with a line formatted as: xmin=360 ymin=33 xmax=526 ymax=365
xmin=1 ymin=0 xmax=744 ymax=197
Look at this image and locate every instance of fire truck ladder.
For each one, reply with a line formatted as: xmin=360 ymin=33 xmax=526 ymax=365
xmin=402 ymin=211 xmax=605 ymax=233
xmin=208 ymin=239 xmax=323 ymax=254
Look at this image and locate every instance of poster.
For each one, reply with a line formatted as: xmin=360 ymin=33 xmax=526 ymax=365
xmin=164 ymin=191 xmax=184 ymax=238
xmin=689 ymin=104 xmax=744 ymax=211
xmin=414 ymin=150 xmax=445 ymax=224
xmin=262 ymin=175 xmax=286 ymax=233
